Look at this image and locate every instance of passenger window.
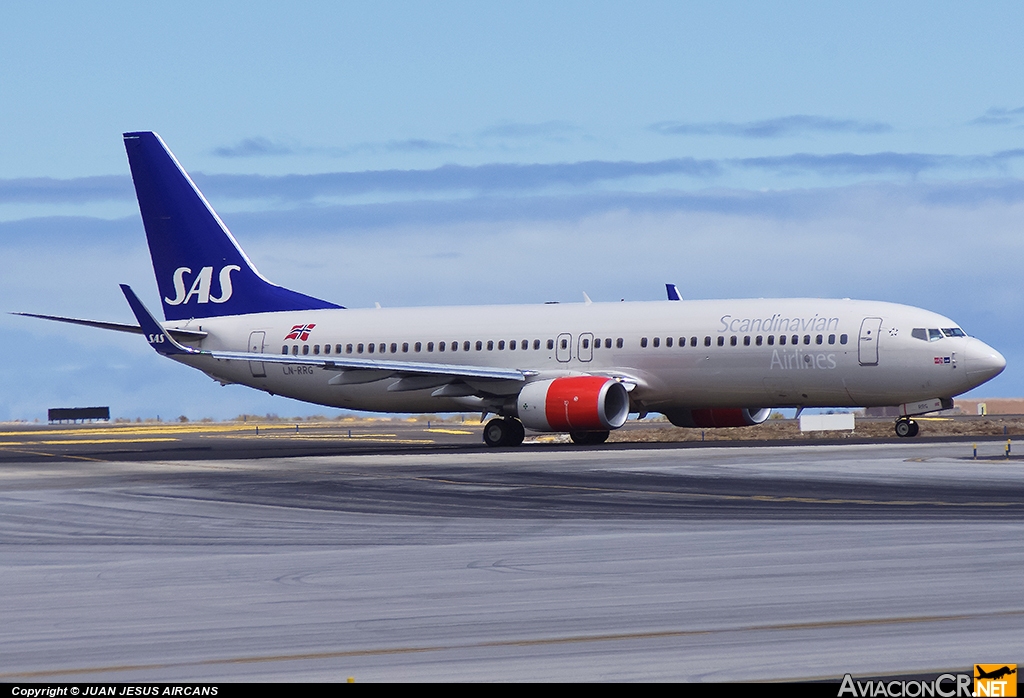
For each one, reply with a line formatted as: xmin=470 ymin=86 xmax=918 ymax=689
xmin=791 ymin=335 xmax=798 ymax=345
xmin=346 ymin=344 xmax=353 ymax=354
xmin=522 ymin=339 xmax=528 ymax=349
xmin=367 ymin=343 xmax=374 ymax=354
xmin=803 ymin=335 xmax=810 ymax=345
xmin=743 ymin=336 xmax=751 ymax=346
xmin=510 ymin=340 xmax=517 ymax=350
xmin=768 ymin=335 xmax=774 ymax=346
xmin=815 ymin=335 xmax=822 ymax=345
xmin=313 ymin=345 xmax=320 ymax=355
xmin=498 ymin=340 xmax=505 ymax=350
xmin=653 ymin=337 xmax=660 ymax=348
xmin=755 ymin=336 xmax=762 ymax=346
xmin=840 ymin=334 xmax=848 ymax=344
xmin=465 ymin=341 xmax=471 ymax=351
xmin=488 ymin=341 xmax=494 ymax=350
xmin=303 ymin=345 xmax=310 ymax=355
xmin=690 ymin=337 xmax=697 ymax=347
xmin=451 ymin=341 xmax=458 ymax=352
xmin=560 ymin=339 xmax=567 ymax=349
xmin=324 ymin=344 xmax=331 ymax=355
xmin=476 ymin=341 xmax=483 ymax=351
xmin=704 ymin=336 xmax=711 ymax=347
xmin=414 ymin=342 xmax=421 ymax=352
xmin=581 ymin=339 xmax=589 ymax=349
xmin=427 ymin=342 xmax=434 ymax=352
xmin=403 ymin=342 xmax=409 ymax=352
xmin=379 ymin=343 xmax=385 ymax=353
xmin=391 ymin=343 xmax=397 ymax=353
xmin=730 ymin=336 xmax=737 ymax=346
xmin=641 ymin=337 xmax=648 ymax=348
xmin=780 ymin=335 xmax=786 ymax=346
xmin=547 ymin=339 xmax=555 ymax=350
xmin=292 ymin=345 xmax=299 ymax=355
xmin=616 ymin=338 xmax=623 ymax=348
xmin=336 ymin=344 xmax=342 ymax=354
xmin=438 ymin=341 xmax=445 ymax=352
xmin=828 ymin=335 xmax=835 ymax=345
xmin=535 ymin=340 xmax=542 ymax=350
xmin=717 ymin=336 xmax=725 ymax=347
xmin=666 ymin=337 xmax=673 ymax=347
xmin=282 ymin=346 xmax=288 ymax=355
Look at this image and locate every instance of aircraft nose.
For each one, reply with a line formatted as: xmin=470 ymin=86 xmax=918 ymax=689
xmin=964 ymin=338 xmax=1006 ymax=384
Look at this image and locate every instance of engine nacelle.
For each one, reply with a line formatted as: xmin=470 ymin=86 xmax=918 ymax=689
xmin=517 ymin=377 xmax=630 ymax=432
xmin=664 ymin=407 xmax=771 ymax=428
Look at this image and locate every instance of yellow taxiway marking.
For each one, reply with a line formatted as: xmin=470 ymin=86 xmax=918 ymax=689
xmin=0 ymin=438 xmax=177 ymax=446
xmin=0 ymin=447 xmax=107 ymax=462
xmin=5 ymin=608 xmax=1021 ymax=679
xmin=424 ymin=428 xmax=475 ymax=435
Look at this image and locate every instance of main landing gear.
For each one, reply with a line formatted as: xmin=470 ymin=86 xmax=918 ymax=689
xmin=894 ymin=417 xmax=919 ymax=438
xmin=481 ymin=419 xmax=612 ymax=447
xmin=482 ymin=417 xmax=525 ymax=447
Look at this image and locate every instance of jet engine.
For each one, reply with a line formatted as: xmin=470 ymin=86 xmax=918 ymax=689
xmin=663 ymin=407 xmax=771 ymax=428
xmin=517 ymin=376 xmax=630 ymax=432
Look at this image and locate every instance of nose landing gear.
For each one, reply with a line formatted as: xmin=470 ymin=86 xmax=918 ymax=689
xmin=894 ymin=418 xmax=919 ymax=438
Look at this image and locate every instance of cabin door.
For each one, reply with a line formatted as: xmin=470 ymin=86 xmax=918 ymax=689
xmin=248 ymin=331 xmax=267 ymax=377
xmin=858 ymin=317 xmax=882 ymax=366
xmin=556 ymin=333 xmax=572 ymax=362
xmin=578 ymin=333 xmax=594 ymax=362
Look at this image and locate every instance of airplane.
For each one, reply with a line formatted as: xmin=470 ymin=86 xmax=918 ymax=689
xmin=16 ymin=131 xmax=1007 ymax=446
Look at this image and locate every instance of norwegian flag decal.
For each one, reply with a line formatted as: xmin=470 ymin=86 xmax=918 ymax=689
xmin=285 ymin=323 xmax=316 ymax=341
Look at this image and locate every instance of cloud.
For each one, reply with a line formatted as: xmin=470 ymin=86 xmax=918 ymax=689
xmin=650 ymin=115 xmax=892 ymax=138
xmin=212 ymin=137 xmax=296 ymax=158
xmin=735 ymin=149 xmax=1024 ymax=177
xmin=7 ymin=149 xmax=1024 ymax=208
xmin=191 ymin=158 xmax=722 ymax=201
xmin=212 ymin=136 xmax=458 ymax=158
xmin=0 ymin=175 xmax=133 ymax=204
xmin=478 ymin=121 xmax=581 ymax=140
xmin=970 ymin=106 xmax=1024 ymax=126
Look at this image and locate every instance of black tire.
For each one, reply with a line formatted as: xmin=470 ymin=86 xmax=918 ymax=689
xmin=506 ymin=418 xmax=525 ymax=446
xmin=907 ymin=420 xmax=919 ymax=437
xmin=483 ymin=418 xmax=510 ymax=447
xmin=895 ymin=419 xmax=912 ymax=438
xmin=570 ymin=430 xmax=610 ymax=445
xmin=483 ymin=418 xmax=525 ymax=447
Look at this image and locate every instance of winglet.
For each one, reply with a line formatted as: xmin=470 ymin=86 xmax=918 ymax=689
xmin=666 ymin=283 xmax=681 ymax=301
xmin=119 ymin=284 xmax=195 ymax=356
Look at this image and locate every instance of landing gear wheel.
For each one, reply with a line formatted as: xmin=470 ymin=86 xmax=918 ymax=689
xmin=570 ymin=430 xmax=610 ymax=445
xmin=894 ymin=418 xmax=919 ymax=438
xmin=507 ymin=418 xmax=525 ymax=446
xmin=483 ymin=418 xmax=525 ymax=447
xmin=907 ymin=419 xmax=919 ymax=437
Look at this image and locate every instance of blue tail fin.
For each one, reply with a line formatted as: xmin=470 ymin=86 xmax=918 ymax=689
xmin=123 ymin=131 xmax=341 ymax=321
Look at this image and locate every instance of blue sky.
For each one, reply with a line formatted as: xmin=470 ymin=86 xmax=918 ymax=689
xmin=2 ymin=2 xmax=1024 ymax=421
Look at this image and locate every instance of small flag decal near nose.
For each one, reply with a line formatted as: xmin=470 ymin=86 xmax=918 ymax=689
xmin=285 ymin=324 xmax=316 ymax=341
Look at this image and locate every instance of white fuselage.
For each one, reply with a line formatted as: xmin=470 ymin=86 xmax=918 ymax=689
xmin=166 ymin=297 xmax=1005 ymax=416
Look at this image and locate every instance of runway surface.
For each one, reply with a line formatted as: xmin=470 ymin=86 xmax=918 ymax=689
xmin=1 ymin=428 xmax=1021 ymax=681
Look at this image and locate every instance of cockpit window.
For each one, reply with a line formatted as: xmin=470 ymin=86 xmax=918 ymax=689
xmin=942 ymin=328 xmax=966 ymax=337
xmin=913 ymin=328 xmax=944 ymax=342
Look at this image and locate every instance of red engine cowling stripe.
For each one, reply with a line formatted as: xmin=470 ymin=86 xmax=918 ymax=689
xmin=544 ymin=376 xmax=610 ymax=431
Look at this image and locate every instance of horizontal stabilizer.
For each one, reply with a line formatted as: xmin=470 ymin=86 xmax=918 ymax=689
xmin=12 ymin=312 xmax=207 ymax=341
